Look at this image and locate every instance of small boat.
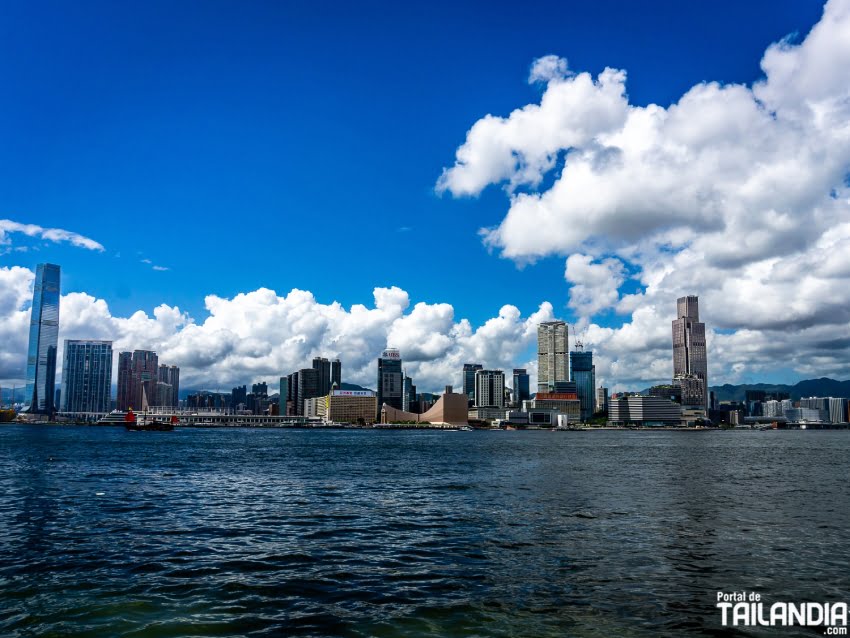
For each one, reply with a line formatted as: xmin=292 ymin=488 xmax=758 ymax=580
xmin=124 ymin=410 xmax=176 ymax=432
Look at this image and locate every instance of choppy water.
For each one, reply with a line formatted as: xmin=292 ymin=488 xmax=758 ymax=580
xmin=0 ymin=426 xmax=848 ymax=637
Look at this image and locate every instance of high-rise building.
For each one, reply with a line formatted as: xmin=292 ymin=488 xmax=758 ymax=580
xmin=116 ymin=350 xmax=159 ymax=410
xmin=158 ymin=364 xmax=180 ymax=407
xmin=596 ymin=387 xmax=609 ymax=413
xmin=232 ymin=385 xmax=247 ymax=410
xmin=672 ymin=295 xmax=708 ymax=411
xmin=60 ymin=340 xmax=113 ymax=413
xmin=475 ymin=369 xmax=505 ymax=408
xmin=403 ymin=373 xmax=416 ymax=412
xmin=25 ymin=263 xmax=60 ymax=413
xmin=569 ymin=350 xmax=595 ymax=422
xmin=296 ymin=368 xmax=321 ymax=416
xmin=312 ymin=357 xmax=332 ymax=396
xmin=252 ymin=381 xmax=268 ymax=397
xmin=512 ymin=369 xmax=530 ymax=407
xmin=538 ymin=321 xmax=568 ymax=393
xmin=463 ymin=364 xmax=483 ymax=404
xmin=829 ymin=397 xmax=849 ymax=424
xmin=279 ymin=377 xmax=289 ymax=415
xmin=331 ymin=359 xmax=342 ymax=389
xmin=377 ymin=349 xmax=403 ymax=417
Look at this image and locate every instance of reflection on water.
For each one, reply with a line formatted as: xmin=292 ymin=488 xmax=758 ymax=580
xmin=1 ymin=426 xmax=848 ymax=637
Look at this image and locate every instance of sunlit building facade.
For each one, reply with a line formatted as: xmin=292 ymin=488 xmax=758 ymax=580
xmin=25 ymin=263 xmax=61 ymax=413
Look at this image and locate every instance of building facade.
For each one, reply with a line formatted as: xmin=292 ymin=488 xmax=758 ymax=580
xmin=569 ymin=351 xmax=595 ymax=421
xmin=158 ymin=364 xmax=180 ymax=407
xmin=538 ymin=321 xmax=568 ymax=393
xmin=60 ymin=340 xmax=113 ymax=413
xmin=25 ymin=263 xmax=61 ymax=413
xmin=326 ymin=390 xmax=377 ymax=424
xmin=609 ymin=395 xmax=682 ymax=426
xmin=512 ymin=368 xmax=530 ymax=407
xmin=474 ymin=369 xmax=505 ymax=408
xmin=596 ymin=387 xmax=609 ymax=413
xmin=672 ymin=295 xmax=708 ymax=411
xmin=377 ymin=348 xmax=404 ymax=417
xmin=116 ymin=350 xmax=159 ymax=410
xmin=463 ymin=364 xmax=483 ymax=405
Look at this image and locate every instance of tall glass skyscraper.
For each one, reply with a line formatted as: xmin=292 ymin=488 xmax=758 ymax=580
xmin=569 ymin=350 xmax=595 ymax=422
xmin=512 ymin=368 xmax=530 ymax=407
xmin=25 ymin=263 xmax=60 ymax=413
xmin=61 ymin=340 xmax=113 ymax=413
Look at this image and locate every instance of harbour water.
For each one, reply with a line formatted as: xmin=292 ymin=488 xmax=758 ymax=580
xmin=1 ymin=425 xmax=848 ymax=637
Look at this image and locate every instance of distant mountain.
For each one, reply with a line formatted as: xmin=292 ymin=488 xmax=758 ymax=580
xmin=710 ymin=378 xmax=850 ymax=402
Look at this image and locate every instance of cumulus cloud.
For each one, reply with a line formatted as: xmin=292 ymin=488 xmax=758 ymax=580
xmin=439 ymin=0 xmax=850 ymax=391
xmin=0 ymin=219 xmax=104 ymax=252
xmin=0 ymin=266 xmax=553 ymax=394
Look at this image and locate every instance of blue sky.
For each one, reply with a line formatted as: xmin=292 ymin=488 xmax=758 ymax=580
xmin=5 ymin=0 xmax=849 ymax=393
xmin=0 ymin=0 xmax=822 ymax=325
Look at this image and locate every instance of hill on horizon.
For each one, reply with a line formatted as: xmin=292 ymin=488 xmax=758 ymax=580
xmin=709 ymin=377 xmax=850 ymax=402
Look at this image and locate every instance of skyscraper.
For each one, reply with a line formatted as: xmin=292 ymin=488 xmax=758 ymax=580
xmin=312 ymin=357 xmax=332 ymax=396
xmin=279 ymin=377 xmax=288 ymax=415
xmin=463 ymin=364 xmax=483 ymax=405
xmin=537 ymin=321 xmax=568 ymax=393
xmin=569 ymin=350 xmax=595 ymax=421
xmin=377 ymin=348 xmax=403 ymax=417
xmin=158 ymin=364 xmax=180 ymax=407
xmin=475 ymin=369 xmax=505 ymax=408
xmin=331 ymin=359 xmax=342 ymax=389
xmin=672 ymin=295 xmax=708 ymax=411
xmin=116 ymin=350 xmax=159 ymax=410
xmin=60 ymin=340 xmax=113 ymax=413
xmin=512 ymin=368 xmax=530 ymax=407
xmin=25 ymin=263 xmax=60 ymax=413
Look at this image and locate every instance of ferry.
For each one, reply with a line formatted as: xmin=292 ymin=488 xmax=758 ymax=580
xmin=94 ymin=410 xmax=130 ymax=426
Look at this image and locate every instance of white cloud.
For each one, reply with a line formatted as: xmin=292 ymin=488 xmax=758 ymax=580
xmin=528 ymin=54 xmax=571 ymax=84
xmin=0 ymin=266 xmax=553 ymax=394
xmin=439 ymin=0 xmax=850 ymax=391
xmin=0 ymin=219 xmax=104 ymax=252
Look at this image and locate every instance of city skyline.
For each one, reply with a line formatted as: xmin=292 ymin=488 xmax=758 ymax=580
xmin=2 ymin=1 xmax=850 ymax=394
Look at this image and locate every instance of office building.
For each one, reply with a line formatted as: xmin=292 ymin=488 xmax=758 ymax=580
xmin=296 ymin=368 xmax=321 ymax=416
xmin=569 ymin=350 xmax=595 ymax=421
xmin=377 ymin=348 xmax=404 ymax=417
xmin=403 ymin=374 xmax=415 ymax=412
xmin=596 ymin=387 xmax=609 ymax=413
xmin=116 ymin=350 xmax=159 ymax=410
xmin=279 ymin=377 xmax=289 ymax=415
xmin=673 ymin=374 xmax=704 ymax=408
xmin=157 ymin=364 xmax=180 ymax=407
xmin=538 ymin=321 xmax=568 ymax=393
xmin=331 ymin=359 xmax=342 ymax=389
xmin=312 ymin=357 xmax=332 ymax=397
xmin=512 ymin=369 xmax=530 ymax=407
xmin=672 ymin=295 xmax=708 ymax=411
xmin=829 ymin=397 xmax=849 ymax=424
xmin=231 ymin=385 xmax=247 ymax=410
xmin=326 ymin=390 xmax=378 ymax=425
xmin=474 ymin=369 xmax=505 ymax=408
xmin=527 ymin=390 xmax=581 ymax=422
xmin=60 ymin=340 xmax=113 ymax=413
xmin=800 ymin=397 xmax=829 ymax=422
xmin=25 ymin=263 xmax=61 ymax=413
xmin=463 ymin=364 xmax=483 ymax=404
xmin=609 ymin=395 xmax=682 ymax=426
